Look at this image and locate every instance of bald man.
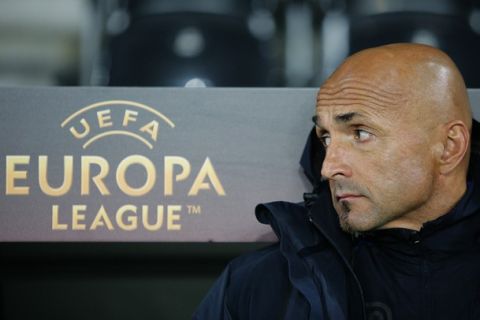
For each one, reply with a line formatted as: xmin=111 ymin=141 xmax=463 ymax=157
xmin=194 ymin=44 xmax=480 ymax=320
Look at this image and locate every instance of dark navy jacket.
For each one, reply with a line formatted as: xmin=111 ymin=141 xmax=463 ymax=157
xmin=193 ymin=120 xmax=480 ymax=320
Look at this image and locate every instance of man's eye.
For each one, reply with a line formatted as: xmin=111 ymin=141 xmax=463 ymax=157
xmin=319 ymin=134 xmax=331 ymax=147
xmin=354 ymin=129 xmax=372 ymax=142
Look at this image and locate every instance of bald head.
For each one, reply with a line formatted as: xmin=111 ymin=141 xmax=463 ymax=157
xmin=320 ymin=43 xmax=472 ymax=129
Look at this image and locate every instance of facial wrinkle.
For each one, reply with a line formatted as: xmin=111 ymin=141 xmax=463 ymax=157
xmin=316 ymin=98 xmax=395 ymax=110
xmin=317 ymin=89 xmax=402 ymax=107
xmin=317 ymin=81 xmax=407 ymax=111
xmin=321 ymin=78 xmax=404 ymax=99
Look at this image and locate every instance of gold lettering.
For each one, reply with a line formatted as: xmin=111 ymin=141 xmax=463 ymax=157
xmin=116 ymin=155 xmax=156 ymax=196
xmin=139 ymin=120 xmax=159 ymax=141
xmin=6 ymin=155 xmax=30 ymax=195
xmin=51 ymin=205 xmax=68 ymax=230
xmin=39 ymin=156 xmax=73 ymax=196
xmin=90 ymin=205 xmax=114 ymax=230
xmin=188 ymin=157 xmax=226 ymax=196
xmin=51 ymin=204 xmax=185 ymax=232
xmin=167 ymin=205 xmax=182 ymax=230
xmin=97 ymin=109 xmax=113 ymax=128
xmin=69 ymin=118 xmax=90 ymax=139
xmin=164 ymin=156 xmax=191 ymax=196
xmin=72 ymin=205 xmax=87 ymax=230
xmin=116 ymin=204 xmax=137 ymax=231
xmin=81 ymin=156 xmax=110 ymax=195
xmin=142 ymin=205 xmax=164 ymax=231
xmin=123 ymin=109 xmax=138 ymax=126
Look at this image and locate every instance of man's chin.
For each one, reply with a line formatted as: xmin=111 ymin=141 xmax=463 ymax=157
xmin=339 ymin=220 xmax=374 ymax=234
xmin=335 ymin=201 xmax=381 ymax=233
xmin=339 ymin=220 xmax=355 ymax=234
xmin=338 ymin=212 xmax=378 ymax=234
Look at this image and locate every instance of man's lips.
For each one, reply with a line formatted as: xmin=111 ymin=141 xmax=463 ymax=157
xmin=336 ymin=194 xmax=363 ymax=201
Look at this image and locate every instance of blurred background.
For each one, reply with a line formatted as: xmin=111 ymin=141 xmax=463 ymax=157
xmin=1 ymin=0 xmax=480 ymax=88
xmin=2 ymin=0 xmax=480 ymax=319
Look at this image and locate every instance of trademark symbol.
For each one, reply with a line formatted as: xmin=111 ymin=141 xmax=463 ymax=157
xmin=187 ymin=205 xmax=202 ymax=215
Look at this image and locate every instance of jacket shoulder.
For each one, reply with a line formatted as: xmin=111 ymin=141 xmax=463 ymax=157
xmin=228 ymin=243 xmax=288 ymax=285
xmin=193 ymin=243 xmax=295 ymax=319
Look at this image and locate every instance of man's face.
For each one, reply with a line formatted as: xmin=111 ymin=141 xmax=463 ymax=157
xmin=315 ymin=82 xmax=439 ymax=233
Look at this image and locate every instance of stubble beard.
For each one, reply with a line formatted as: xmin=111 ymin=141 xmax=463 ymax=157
xmin=337 ymin=201 xmax=354 ymax=233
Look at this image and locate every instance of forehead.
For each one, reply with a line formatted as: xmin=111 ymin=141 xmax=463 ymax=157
xmin=315 ymin=78 xmax=408 ymax=122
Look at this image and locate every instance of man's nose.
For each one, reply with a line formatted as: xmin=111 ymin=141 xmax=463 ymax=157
xmin=320 ymin=142 xmax=352 ymax=180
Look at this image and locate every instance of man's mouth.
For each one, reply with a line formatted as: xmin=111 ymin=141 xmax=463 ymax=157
xmin=336 ymin=194 xmax=363 ymax=202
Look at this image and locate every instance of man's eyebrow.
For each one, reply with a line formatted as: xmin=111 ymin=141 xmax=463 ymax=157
xmin=312 ymin=112 xmax=364 ymax=127
xmin=335 ymin=112 xmax=362 ymax=123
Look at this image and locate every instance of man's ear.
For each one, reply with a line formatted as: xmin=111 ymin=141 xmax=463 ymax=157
xmin=438 ymin=120 xmax=470 ymax=175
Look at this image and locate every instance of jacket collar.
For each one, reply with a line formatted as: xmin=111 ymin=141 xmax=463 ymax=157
xmin=306 ymin=187 xmax=354 ymax=262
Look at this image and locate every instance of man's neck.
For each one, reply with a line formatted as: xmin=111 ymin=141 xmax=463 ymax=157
xmin=379 ymin=179 xmax=468 ymax=231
